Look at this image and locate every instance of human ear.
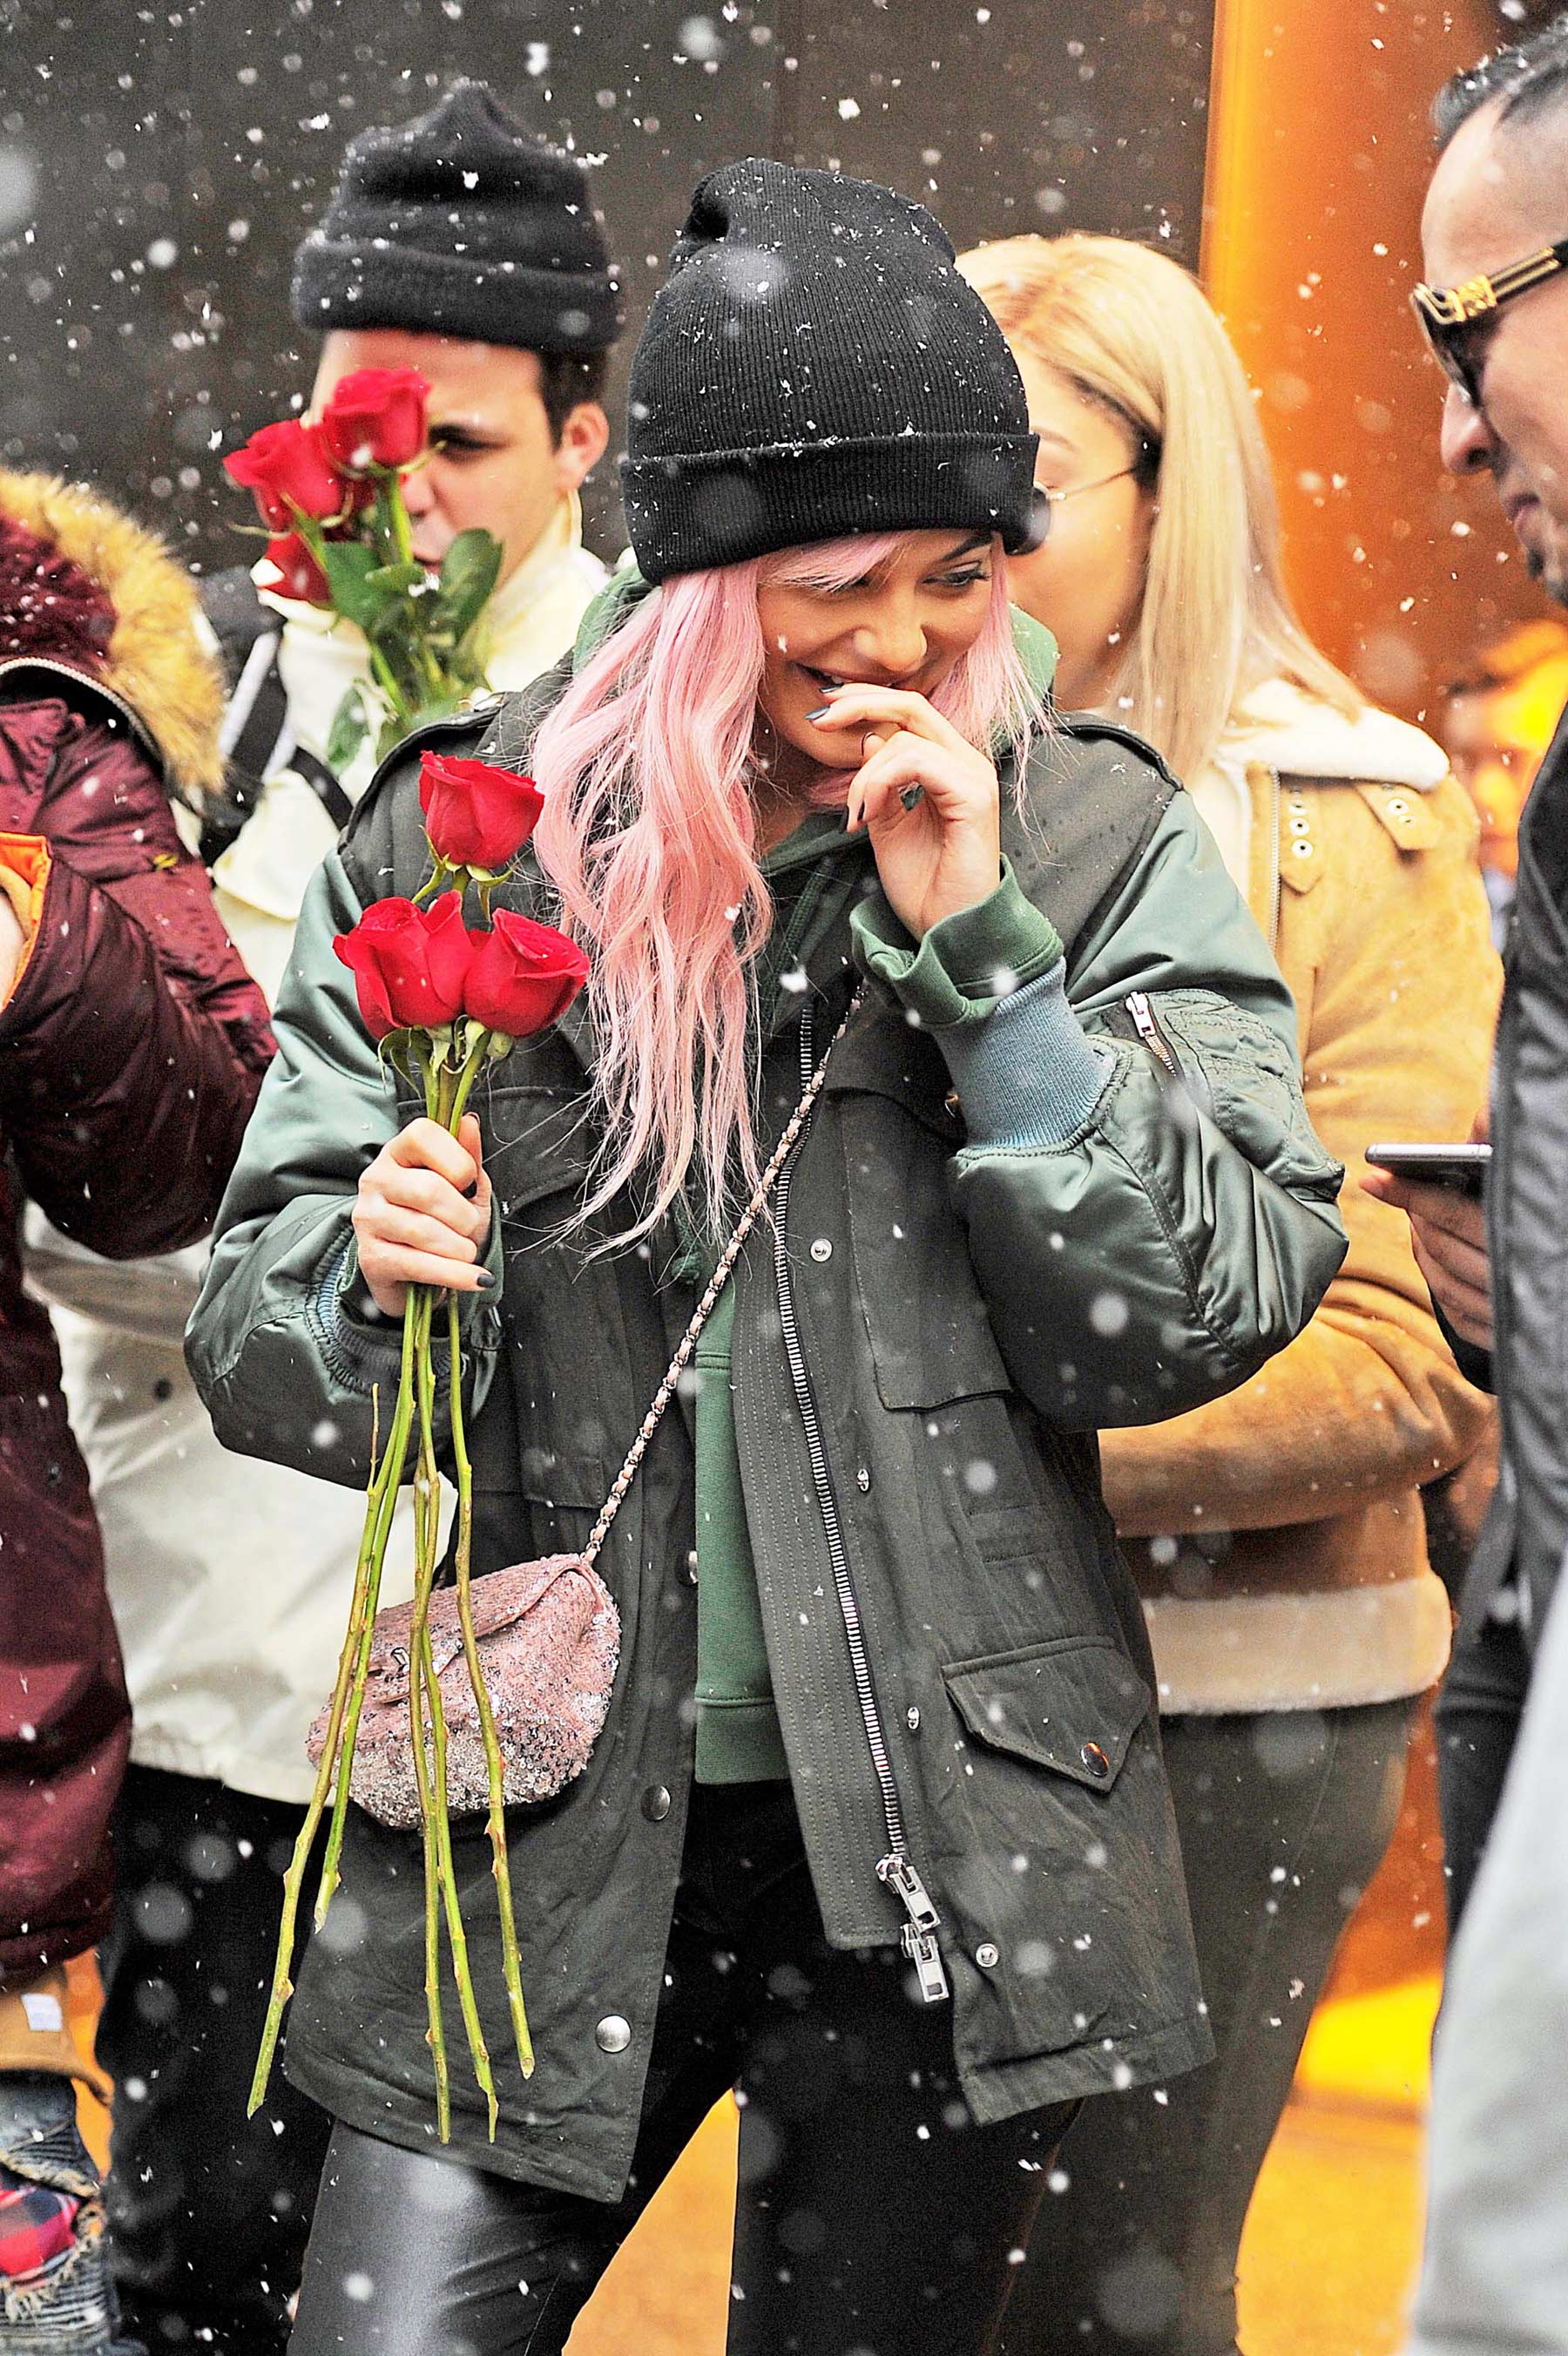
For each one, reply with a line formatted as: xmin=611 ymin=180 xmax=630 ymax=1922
xmin=553 ymin=403 xmax=611 ymax=494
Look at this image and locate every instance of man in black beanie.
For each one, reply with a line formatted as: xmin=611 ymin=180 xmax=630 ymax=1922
xmin=38 ymin=80 xmax=622 ymax=2356
xmin=201 ymin=81 xmax=625 ymax=996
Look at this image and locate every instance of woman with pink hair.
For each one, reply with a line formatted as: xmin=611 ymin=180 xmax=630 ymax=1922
xmin=190 ymin=160 xmax=1346 ymax=2356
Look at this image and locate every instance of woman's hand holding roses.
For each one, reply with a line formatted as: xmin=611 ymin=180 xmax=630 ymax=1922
xmin=354 ymin=1113 xmax=493 ymax=1317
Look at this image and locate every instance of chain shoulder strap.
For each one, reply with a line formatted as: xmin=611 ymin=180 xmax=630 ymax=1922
xmin=579 ymin=983 xmax=867 ymax=1570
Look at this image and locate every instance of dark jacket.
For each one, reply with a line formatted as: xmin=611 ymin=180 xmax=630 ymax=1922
xmin=188 ymin=643 xmax=1347 ymax=2197
xmin=1461 ymin=702 xmax=1568 ymax=1642
xmin=0 ymin=471 xmax=274 ymax=1985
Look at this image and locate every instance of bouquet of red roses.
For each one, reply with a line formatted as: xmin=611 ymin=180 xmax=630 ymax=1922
xmin=247 ymin=752 xmax=589 ymax=2143
xmin=224 ymin=365 xmax=502 ymax=771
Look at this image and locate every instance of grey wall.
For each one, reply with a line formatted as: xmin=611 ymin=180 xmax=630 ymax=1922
xmin=0 ymin=0 xmax=1214 ymax=567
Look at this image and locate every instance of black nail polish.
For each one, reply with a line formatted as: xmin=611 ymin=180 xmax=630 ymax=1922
xmin=807 ymin=706 xmax=831 ymax=722
xmin=475 ymin=1269 xmax=497 ymax=1290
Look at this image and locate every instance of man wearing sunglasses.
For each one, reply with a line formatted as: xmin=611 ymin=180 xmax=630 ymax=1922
xmin=1380 ymin=35 xmax=1568 ymax=2345
xmin=1369 ymin=20 xmax=1568 ymax=1951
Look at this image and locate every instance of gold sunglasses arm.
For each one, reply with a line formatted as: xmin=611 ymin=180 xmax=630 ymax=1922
xmin=1414 ymin=240 xmax=1568 ymax=328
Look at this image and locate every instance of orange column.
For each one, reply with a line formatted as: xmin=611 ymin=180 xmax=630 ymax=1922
xmin=1202 ymin=0 xmax=1550 ymax=721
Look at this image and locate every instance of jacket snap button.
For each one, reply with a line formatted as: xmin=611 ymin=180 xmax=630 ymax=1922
xmin=906 ymin=1705 xmax=921 ymax=1732
xmin=976 ymin=1942 xmax=1000 ymax=1969
xmin=682 ymin=1551 xmax=699 ymax=1586
xmin=642 ymin=1784 xmax=672 ymax=1823
xmin=809 ymin=1237 xmax=833 ymax=1263
xmin=1080 ymin=1741 xmax=1111 ymax=1779
xmin=595 ymin=2014 xmax=632 ymax=2055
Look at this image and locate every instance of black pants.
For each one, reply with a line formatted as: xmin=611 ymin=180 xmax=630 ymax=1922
xmin=1004 ymin=1698 xmax=1414 ymax=2355
xmin=97 ymin=1765 xmax=333 ymax=2352
xmin=1436 ymin=1583 xmax=1533 ymax=1935
xmin=291 ymin=1780 xmax=1075 ymax=2356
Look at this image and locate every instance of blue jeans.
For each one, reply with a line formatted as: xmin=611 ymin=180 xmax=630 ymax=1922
xmin=0 ymin=2071 xmax=141 ymax=2355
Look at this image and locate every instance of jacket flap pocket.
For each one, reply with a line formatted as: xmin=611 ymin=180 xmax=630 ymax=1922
xmin=821 ymin=1008 xmax=965 ymax=1142
xmin=942 ymin=1639 xmax=1151 ymax=1788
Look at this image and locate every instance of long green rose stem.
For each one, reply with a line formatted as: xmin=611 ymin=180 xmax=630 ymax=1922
xmin=447 ymin=1285 xmax=536 ymax=2082
xmin=314 ymin=1306 xmax=419 ymax=1928
xmin=247 ymin=1310 xmax=418 ymax=2117
xmin=248 ymin=1020 xmax=512 ymax=2137
xmin=407 ymin=1127 xmax=500 ymax=2138
xmin=404 ymin=1283 xmax=451 ymax=2142
xmin=443 ymin=1033 xmax=535 ymax=2081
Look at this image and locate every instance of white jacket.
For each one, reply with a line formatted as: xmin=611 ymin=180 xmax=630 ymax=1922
xmin=25 ymin=495 xmax=607 ymax=1804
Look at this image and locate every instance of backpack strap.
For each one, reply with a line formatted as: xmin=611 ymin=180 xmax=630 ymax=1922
xmin=197 ymin=567 xmax=353 ymax=863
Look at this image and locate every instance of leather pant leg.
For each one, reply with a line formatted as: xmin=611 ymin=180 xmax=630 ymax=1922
xmin=290 ymin=1783 xmax=1073 ymax=2356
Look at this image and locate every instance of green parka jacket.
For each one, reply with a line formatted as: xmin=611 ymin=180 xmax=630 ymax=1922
xmin=187 ymin=626 xmax=1346 ymax=2197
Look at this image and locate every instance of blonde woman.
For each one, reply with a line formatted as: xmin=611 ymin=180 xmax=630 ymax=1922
xmin=960 ymin=230 xmax=1499 ymax=2353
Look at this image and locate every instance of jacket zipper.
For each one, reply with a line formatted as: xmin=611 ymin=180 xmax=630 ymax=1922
xmin=771 ymin=1006 xmax=950 ymax=2004
xmin=1125 ymin=989 xmax=1179 ymax=1078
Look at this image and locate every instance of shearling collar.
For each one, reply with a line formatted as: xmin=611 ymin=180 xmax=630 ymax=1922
xmin=1226 ymin=676 xmax=1450 ymax=793
xmin=0 ymin=468 xmax=225 ymax=803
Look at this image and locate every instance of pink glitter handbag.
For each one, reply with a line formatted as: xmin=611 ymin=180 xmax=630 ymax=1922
xmin=308 ymin=985 xmax=866 ymax=1831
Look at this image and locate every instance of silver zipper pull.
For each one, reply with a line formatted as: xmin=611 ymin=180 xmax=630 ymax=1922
xmin=903 ymin=1925 xmax=950 ymax=2003
xmin=878 ymin=1853 xmax=950 ymax=2002
xmin=1125 ymin=990 xmax=1178 ymax=1077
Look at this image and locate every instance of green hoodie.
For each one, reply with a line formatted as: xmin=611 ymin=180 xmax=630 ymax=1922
xmin=686 ymin=612 xmax=1068 ymax=1782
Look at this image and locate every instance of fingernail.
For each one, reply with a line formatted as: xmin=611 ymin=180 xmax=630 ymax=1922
xmin=900 ymin=783 xmax=925 ymax=812
xmin=807 ymin=706 xmax=831 ymax=722
xmin=476 ymin=1269 xmax=496 ymax=1290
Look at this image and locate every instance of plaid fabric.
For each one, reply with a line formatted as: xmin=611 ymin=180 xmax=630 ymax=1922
xmin=0 ymin=2181 xmax=80 ymax=2281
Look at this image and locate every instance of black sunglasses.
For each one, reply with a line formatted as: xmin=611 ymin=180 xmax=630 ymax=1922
xmin=1411 ymin=234 xmax=1568 ymax=406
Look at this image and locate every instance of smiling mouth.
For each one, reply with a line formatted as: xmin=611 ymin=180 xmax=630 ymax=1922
xmin=798 ymin=664 xmax=916 ymax=692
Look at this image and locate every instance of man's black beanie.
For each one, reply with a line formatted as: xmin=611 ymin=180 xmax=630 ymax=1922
xmin=621 ymin=158 xmax=1041 ymax=582
xmin=292 ymin=81 xmax=622 ymax=355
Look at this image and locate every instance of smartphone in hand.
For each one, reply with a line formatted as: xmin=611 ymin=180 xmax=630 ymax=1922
xmin=1364 ymin=1141 xmax=1492 ymax=1199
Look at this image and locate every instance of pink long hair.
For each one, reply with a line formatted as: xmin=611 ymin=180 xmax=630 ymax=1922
xmin=531 ymin=532 xmax=1047 ymax=1245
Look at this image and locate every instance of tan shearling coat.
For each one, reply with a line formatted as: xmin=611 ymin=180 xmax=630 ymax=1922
xmin=1103 ymin=680 xmax=1500 ymax=1714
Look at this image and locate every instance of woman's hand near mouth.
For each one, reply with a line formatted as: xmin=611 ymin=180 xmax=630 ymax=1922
xmin=811 ymin=684 xmax=1002 ymax=939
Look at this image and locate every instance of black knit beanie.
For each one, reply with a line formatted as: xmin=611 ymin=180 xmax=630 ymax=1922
xmin=292 ymin=81 xmax=622 ymax=355
xmin=621 ymin=159 xmax=1041 ymax=582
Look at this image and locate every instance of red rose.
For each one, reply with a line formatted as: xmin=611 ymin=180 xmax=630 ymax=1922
xmin=318 ymin=367 xmax=429 ymax=473
xmin=334 ymin=892 xmax=474 ymax=1039
xmin=260 ymin=532 xmax=331 ymax=606
xmin=418 ymin=753 xmax=544 ymax=874
xmin=225 ymin=419 xmax=344 ymax=531
xmin=464 ymin=911 xmax=590 ymax=1039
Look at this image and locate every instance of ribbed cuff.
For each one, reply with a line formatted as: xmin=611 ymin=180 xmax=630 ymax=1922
xmin=318 ymin=1210 xmax=504 ymax=1375
xmin=850 ymin=859 xmax=1064 ymax=1030
xmin=939 ymin=961 xmax=1112 ymax=1150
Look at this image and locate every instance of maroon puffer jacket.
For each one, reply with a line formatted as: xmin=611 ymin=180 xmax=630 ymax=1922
xmin=0 ymin=471 xmax=274 ymax=1984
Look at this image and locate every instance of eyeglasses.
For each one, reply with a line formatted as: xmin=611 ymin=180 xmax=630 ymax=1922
xmin=1033 ymin=465 xmax=1139 ymax=538
xmin=1411 ymin=234 xmax=1568 ymax=407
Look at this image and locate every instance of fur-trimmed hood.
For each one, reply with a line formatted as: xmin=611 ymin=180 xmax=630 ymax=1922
xmin=0 ymin=468 xmax=225 ymax=803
